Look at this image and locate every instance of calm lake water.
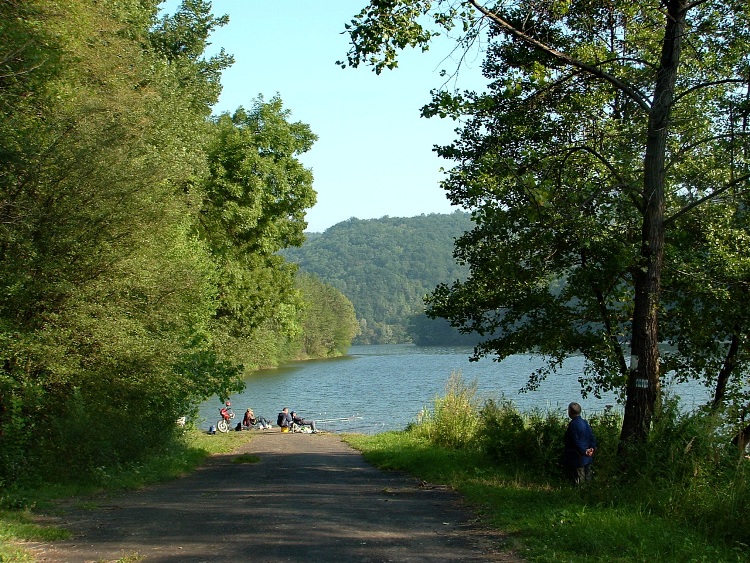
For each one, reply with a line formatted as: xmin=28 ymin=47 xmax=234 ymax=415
xmin=198 ymin=344 xmax=711 ymax=434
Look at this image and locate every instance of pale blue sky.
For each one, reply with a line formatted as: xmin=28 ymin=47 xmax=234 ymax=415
xmin=165 ymin=1 xmax=485 ymax=232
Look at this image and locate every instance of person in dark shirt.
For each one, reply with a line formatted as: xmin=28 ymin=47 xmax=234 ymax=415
xmin=563 ymin=402 xmax=597 ymax=485
xmin=277 ymin=407 xmax=293 ymax=430
xmin=291 ymin=411 xmax=319 ymax=433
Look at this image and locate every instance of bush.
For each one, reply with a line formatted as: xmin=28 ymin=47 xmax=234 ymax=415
xmin=478 ymin=398 xmax=569 ymax=477
xmin=609 ymin=399 xmax=750 ymax=545
xmin=29 ymin=389 xmax=185 ymax=484
xmin=477 ymin=397 xmax=526 ymax=461
xmin=410 ymin=372 xmax=482 ymax=449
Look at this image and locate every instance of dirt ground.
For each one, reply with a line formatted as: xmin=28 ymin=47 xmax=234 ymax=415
xmin=26 ymin=430 xmax=523 ymax=562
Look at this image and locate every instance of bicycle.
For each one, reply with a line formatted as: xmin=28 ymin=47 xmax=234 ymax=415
xmin=216 ymin=401 xmax=235 ymax=433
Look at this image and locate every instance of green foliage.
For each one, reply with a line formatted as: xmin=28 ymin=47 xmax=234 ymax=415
xmin=339 ymin=1 xmax=477 ymax=74
xmin=291 ymin=272 xmax=359 ymax=359
xmin=608 ymin=400 xmax=750 ymax=542
xmin=282 ymin=212 xmax=472 ymax=344
xmin=0 ymin=0 xmax=321 ymax=489
xmin=407 ymin=314 xmax=480 ymax=346
xmin=201 ymin=100 xmax=317 ymax=255
xmin=479 ymin=399 xmax=569 ymax=477
xmin=409 ymin=372 xmax=483 ymax=449
xmin=196 ymin=99 xmax=318 ymax=370
xmin=348 ymin=379 xmax=750 ymax=561
xmin=150 ymin=0 xmax=233 ymax=112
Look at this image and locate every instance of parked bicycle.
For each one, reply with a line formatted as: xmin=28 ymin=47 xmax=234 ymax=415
xmin=216 ymin=400 xmax=235 ymax=433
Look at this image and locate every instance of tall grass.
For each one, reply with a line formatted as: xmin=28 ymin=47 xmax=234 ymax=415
xmin=348 ymin=375 xmax=750 ymax=561
xmin=409 ymin=371 xmax=483 ymax=449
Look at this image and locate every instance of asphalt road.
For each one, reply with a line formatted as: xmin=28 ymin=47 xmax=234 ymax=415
xmin=29 ymin=430 xmax=521 ymax=562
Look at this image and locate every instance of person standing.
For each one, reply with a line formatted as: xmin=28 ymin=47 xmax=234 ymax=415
xmin=563 ymin=402 xmax=597 ymax=485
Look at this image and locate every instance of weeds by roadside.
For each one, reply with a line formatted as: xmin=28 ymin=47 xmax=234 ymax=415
xmin=0 ymin=428 xmax=254 ymax=563
xmin=346 ymin=373 xmax=749 ymax=562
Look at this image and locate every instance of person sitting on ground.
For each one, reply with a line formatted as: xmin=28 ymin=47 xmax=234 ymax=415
xmin=291 ymin=410 xmax=319 ymax=433
xmin=243 ymin=408 xmax=271 ymax=430
xmin=277 ymin=407 xmax=293 ymax=430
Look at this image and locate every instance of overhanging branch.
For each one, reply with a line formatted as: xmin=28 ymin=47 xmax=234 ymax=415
xmin=664 ymin=173 xmax=750 ymax=226
xmin=466 ymin=0 xmax=652 ymax=113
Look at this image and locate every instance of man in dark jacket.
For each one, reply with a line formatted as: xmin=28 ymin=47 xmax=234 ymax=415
xmin=277 ymin=407 xmax=293 ymax=430
xmin=291 ymin=411 xmax=318 ymax=433
xmin=563 ymin=402 xmax=597 ymax=485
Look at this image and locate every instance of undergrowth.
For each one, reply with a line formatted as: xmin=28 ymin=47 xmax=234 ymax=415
xmin=347 ymin=374 xmax=750 ymax=562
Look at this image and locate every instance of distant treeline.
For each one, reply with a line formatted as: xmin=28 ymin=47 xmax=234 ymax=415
xmin=282 ymin=211 xmax=479 ymax=345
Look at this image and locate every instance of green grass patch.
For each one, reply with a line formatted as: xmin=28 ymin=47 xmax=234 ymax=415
xmin=0 ymin=428 xmax=254 ymax=562
xmin=346 ymin=425 xmax=747 ymax=562
xmin=0 ymin=508 xmax=71 ymax=563
xmin=232 ymin=453 xmax=261 ymax=464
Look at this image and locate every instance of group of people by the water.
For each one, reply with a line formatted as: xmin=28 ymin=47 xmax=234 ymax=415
xmin=229 ymin=399 xmax=593 ymax=483
xmin=230 ymin=404 xmax=319 ymax=434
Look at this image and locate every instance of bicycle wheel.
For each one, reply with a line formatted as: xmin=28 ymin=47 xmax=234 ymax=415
xmin=217 ymin=419 xmax=229 ymax=433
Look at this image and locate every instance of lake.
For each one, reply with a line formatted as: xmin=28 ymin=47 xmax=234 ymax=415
xmin=198 ymin=344 xmax=711 ymax=434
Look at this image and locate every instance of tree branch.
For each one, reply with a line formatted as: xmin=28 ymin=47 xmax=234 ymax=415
xmin=674 ymin=78 xmax=747 ymax=104
xmin=664 ymin=173 xmax=750 ymax=226
xmin=466 ymin=0 xmax=652 ymax=112
xmin=666 ymin=132 xmax=750 ymax=173
xmin=558 ymin=145 xmax=643 ymax=213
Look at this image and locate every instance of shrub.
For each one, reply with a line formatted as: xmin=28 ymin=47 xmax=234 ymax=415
xmin=477 ymin=397 xmax=526 ymax=461
xmin=410 ymin=372 xmax=482 ymax=449
xmin=478 ymin=399 xmax=569 ymax=477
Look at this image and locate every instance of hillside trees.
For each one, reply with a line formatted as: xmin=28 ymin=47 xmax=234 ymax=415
xmin=282 ymin=213 xmax=471 ymax=344
xmin=293 ymin=272 xmax=360 ymax=358
xmin=343 ymin=1 xmax=750 ymax=447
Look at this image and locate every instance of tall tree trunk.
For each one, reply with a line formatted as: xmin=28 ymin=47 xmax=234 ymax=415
xmin=713 ymin=330 xmax=740 ymax=409
xmin=619 ymin=1 xmax=687 ymax=446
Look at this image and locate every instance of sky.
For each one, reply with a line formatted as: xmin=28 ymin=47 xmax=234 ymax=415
xmin=164 ymin=1 xmax=485 ymax=232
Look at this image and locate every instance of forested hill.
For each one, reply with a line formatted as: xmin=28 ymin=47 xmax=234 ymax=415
xmin=282 ymin=211 xmax=475 ymax=344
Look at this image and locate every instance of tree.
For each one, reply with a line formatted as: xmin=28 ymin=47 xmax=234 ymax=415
xmin=293 ymin=272 xmax=360 ymax=358
xmin=342 ymin=1 xmax=750 ymax=446
xmin=197 ymin=98 xmax=317 ymax=369
xmin=0 ymin=0 xmax=243 ymax=483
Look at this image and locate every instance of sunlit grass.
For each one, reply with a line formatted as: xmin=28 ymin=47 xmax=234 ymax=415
xmin=232 ymin=453 xmax=261 ymax=464
xmin=0 ymin=428 xmax=254 ymax=562
xmin=346 ymin=423 xmax=746 ymax=562
xmin=0 ymin=508 xmax=71 ymax=563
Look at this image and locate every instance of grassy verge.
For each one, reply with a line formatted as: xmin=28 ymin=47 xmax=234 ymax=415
xmin=0 ymin=428 xmax=254 ymax=563
xmin=341 ymin=374 xmax=748 ymax=562
xmin=344 ymin=430 xmax=744 ymax=562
